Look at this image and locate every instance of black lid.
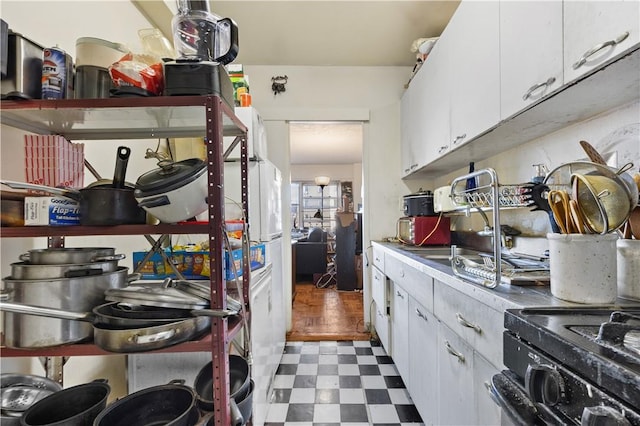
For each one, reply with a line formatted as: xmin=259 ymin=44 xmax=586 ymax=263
xmin=135 ymin=158 xmax=206 ymax=196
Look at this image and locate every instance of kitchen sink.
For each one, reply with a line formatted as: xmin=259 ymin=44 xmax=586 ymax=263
xmin=398 ymin=245 xmax=480 ymax=260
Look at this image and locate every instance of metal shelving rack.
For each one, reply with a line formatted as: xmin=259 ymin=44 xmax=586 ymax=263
xmin=0 ymin=95 xmax=248 ymax=426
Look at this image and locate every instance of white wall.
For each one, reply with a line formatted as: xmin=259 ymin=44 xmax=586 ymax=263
xmin=243 ymin=64 xmax=411 ymax=331
xmin=1 ymin=0 xmax=155 ymax=400
xmin=437 ymin=100 xmax=639 ymax=256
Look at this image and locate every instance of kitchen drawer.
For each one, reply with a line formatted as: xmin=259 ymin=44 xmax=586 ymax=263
xmin=372 ymin=244 xmax=385 ymax=272
xmin=385 ymin=253 xmax=434 ymax=312
xmin=434 ymin=282 xmax=503 ymax=367
xmin=372 ymin=265 xmax=388 ymax=312
xmin=374 ymin=305 xmax=391 ymax=354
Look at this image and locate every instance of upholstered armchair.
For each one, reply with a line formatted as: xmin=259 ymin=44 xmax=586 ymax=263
xmin=294 ymin=227 xmax=328 ymax=281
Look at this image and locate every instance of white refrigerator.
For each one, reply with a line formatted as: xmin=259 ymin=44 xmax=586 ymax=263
xmin=224 ymin=158 xmax=286 ymax=426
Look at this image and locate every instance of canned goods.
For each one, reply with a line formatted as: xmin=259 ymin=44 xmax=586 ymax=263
xmin=42 ymin=47 xmax=74 ymax=99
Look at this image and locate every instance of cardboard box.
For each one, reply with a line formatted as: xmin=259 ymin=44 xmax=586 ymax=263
xmin=133 ymin=244 xmax=266 ymax=280
xmin=24 ymin=196 xmax=80 ymax=226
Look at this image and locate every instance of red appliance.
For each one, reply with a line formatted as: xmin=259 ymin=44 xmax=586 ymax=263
xmin=398 ymin=216 xmax=451 ymax=246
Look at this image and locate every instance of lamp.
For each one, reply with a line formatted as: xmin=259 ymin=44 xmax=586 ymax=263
xmin=314 ymin=176 xmax=330 ymax=229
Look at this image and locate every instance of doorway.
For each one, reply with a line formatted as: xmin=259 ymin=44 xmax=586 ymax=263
xmin=287 ymin=121 xmax=369 ymax=341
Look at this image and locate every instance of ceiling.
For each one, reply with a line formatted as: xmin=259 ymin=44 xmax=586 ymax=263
xmin=134 ymin=0 xmax=459 ymax=163
xmin=289 ymin=121 xmax=364 ymax=164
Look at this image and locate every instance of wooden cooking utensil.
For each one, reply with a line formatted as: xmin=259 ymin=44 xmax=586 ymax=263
xmin=579 ymin=140 xmax=607 ymax=165
xmin=548 ymin=190 xmax=573 ymax=234
xmin=569 ymin=199 xmax=589 ymax=234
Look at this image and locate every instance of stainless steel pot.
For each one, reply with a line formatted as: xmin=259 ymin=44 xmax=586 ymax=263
xmin=10 ymin=259 xmax=120 ymax=280
xmin=0 ymin=268 xmax=137 ymax=348
xmin=18 ymin=247 xmax=117 ymax=265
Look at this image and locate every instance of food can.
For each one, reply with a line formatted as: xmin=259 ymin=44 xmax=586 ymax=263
xmin=42 ymin=46 xmax=74 ymax=99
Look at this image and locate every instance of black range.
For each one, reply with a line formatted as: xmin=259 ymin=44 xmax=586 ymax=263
xmin=492 ymin=306 xmax=640 ymax=425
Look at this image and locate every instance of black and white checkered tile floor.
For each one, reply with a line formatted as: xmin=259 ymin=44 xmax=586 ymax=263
xmin=264 ymin=340 xmax=424 ymax=425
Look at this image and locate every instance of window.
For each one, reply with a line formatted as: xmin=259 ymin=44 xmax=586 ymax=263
xmin=291 ymin=180 xmax=340 ymax=232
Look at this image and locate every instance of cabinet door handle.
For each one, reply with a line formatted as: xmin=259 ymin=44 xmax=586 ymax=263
xmin=445 ymin=340 xmax=465 ymax=363
xmin=410 ymin=163 xmax=418 ymax=170
xmin=452 ymin=134 xmax=467 ymax=145
xmin=415 ymin=308 xmax=428 ymax=321
xmin=396 ymin=290 xmax=405 ymax=299
xmin=438 ymin=145 xmax=449 ymax=154
xmin=456 ymin=312 xmax=482 ymax=334
xmin=573 ymin=31 xmax=629 ymax=70
xmin=522 ymin=77 xmax=556 ymax=100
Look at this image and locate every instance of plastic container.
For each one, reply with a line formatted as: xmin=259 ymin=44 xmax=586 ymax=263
xmin=548 ymin=233 xmax=618 ymax=304
xmin=617 ymin=239 xmax=640 ymax=301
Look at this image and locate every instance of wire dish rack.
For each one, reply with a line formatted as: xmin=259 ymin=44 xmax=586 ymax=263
xmin=451 ymin=183 xmax=530 ymax=209
xmin=448 ymin=168 xmax=526 ymax=289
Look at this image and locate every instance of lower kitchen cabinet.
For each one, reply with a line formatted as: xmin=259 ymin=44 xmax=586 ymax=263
xmin=374 ymin=304 xmax=391 ymax=353
xmin=390 ymin=281 xmax=410 ymax=381
xmin=437 ymin=323 xmax=475 ymax=425
xmin=408 ymin=296 xmax=438 ymax=424
xmin=474 ymin=351 xmax=502 ymax=425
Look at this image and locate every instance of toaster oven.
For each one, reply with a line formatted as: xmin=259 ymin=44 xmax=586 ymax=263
xmin=397 ymin=216 xmax=451 ymax=246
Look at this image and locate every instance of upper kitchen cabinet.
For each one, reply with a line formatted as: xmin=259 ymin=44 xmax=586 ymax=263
xmin=500 ymin=1 xmax=563 ymax=120
xmin=447 ymin=1 xmax=500 ymax=151
xmin=400 ymin=77 xmax=418 ymax=176
xmin=401 ymin=43 xmax=451 ymax=178
xmin=564 ymin=1 xmax=640 ymax=84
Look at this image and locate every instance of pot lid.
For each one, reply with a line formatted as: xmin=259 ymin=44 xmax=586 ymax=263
xmin=135 ymin=158 xmax=206 ymax=196
xmin=405 ymin=188 xmax=433 ymax=198
xmin=104 ymin=278 xmax=209 ymax=309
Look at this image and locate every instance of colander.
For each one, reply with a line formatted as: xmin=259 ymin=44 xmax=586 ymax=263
xmin=1 ymin=386 xmax=55 ymax=414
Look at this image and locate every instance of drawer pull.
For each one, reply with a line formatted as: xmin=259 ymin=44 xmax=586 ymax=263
xmin=456 ymin=312 xmax=482 ymax=334
xmin=522 ymin=77 xmax=556 ymax=100
xmin=396 ymin=290 xmax=405 ymax=299
xmin=445 ymin=340 xmax=465 ymax=363
xmin=415 ymin=308 xmax=428 ymax=321
xmin=573 ymin=31 xmax=629 ymax=69
xmin=438 ymin=145 xmax=449 ymax=154
xmin=452 ymin=133 xmax=467 ymax=145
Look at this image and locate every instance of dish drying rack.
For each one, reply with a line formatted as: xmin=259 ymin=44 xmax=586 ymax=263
xmin=449 ymin=168 xmax=532 ymax=288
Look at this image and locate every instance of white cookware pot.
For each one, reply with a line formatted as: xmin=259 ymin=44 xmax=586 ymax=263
xmin=134 ymin=158 xmax=208 ymax=223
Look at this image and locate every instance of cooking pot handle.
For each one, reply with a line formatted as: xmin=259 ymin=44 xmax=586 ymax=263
xmin=230 ymin=398 xmax=243 ymax=426
xmin=127 ymin=273 xmax=142 ymax=282
xmin=137 ymin=195 xmax=171 ymax=209
xmin=0 ymin=301 xmax=91 ymax=321
xmin=0 ymin=180 xmax=81 ymax=201
xmin=92 ymin=254 xmax=126 ymax=262
xmin=133 ymin=328 xmax=177 ymax=344
xmin=191 ymin=308 xmax=240 ymax=318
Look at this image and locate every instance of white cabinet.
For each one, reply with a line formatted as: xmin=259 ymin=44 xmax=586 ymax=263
xmin=372 ymin=265 xmax=391 ymax=352
xmin=499 ymin=1 xmax=563 ymax=119
xmin=447 ymin=0 xmax=500 ymax=149
xmin=474 ymin=352 xmax=502 ymax=425
xmin=437 ymin=323 xmax=475 ymax=425
xmin=250 ymin=267 xmax=274 ymax=426
xmin=408 ymin=296 xmax=438 ymax=425
xmin=372 ymin=266 xmax=388 ymax=313
xmin=564 ymin=1 xmax=640 ymax=84
xmin=400 ymin=80 xmax=418 ymax=176
xmin=390 ymin=281 xmax=410 ymax=382
xmin=434 ymin=282 xmax=504 ymax=367
xmin=374 ymin=304 xmax=391 ymax=354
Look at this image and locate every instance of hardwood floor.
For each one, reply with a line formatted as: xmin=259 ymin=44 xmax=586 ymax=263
xmin=286 ymin=282 xmax=371 ymax=341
